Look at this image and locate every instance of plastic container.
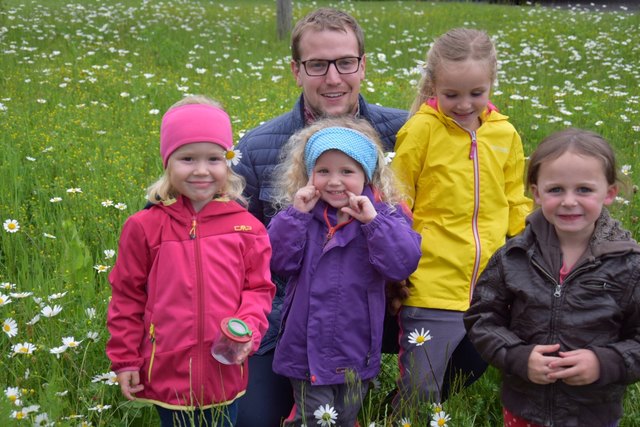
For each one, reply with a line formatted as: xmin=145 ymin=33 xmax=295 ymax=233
xmin=211 ymin=317 xmax=252 ymax=365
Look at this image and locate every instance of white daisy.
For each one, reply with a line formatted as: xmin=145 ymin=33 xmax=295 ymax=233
xmin=101 ymin=200 xmax=114 ymax=207
xmin=4 ymin=386 xmax=21 ymax=404
xmin=1 ymin=282 xmax=16 ymax=290
xmin=313 ymin=404 xmax=338 ymax=426
xmin=407 ymin=328 xmax=432 ymax=346
xmin=3 ymin=219 xmax=20 ymax=233
xmin=86 ymin=331 xmax=99 ymax=341
xmin=103 ymin=249 xmax=115 ymax=259
xmin=88 ymin=404 xmax=111 ymax=412
xmin=26 ymin=314 xmax=41 ymax=325
xmin=398 ymin=418 xmax=411 ymax=427
xmin=114 ymin=203 xmax=127 ymax=210
xmin=225 ymin=148 xmax=242 ymax=167
xmin=430 ymin=411 xmax=451 ymax=427
xmin=12 ymin=342 xmax=37 ymax=355
xmin=62 ymin=336 xmax=82 ymax=348
xmin=2 ymin=318 xmax=18 ymax=337
xmin=50 ymin=345 xmax=67 ymax=358
xmin=0 ymin=293 xmax=12 ymax=306
xmin=48 ymin=291 xmax=67 ymax=300
xmin=86 ymin=307 xmax=96 ymax=319
xmin=41 ymin=305 xmax=63 ymax=317
xmin=10 ymin=292 xmax=32 ymax=299
xmin=93 ymin=265 xmax=110 ymax=273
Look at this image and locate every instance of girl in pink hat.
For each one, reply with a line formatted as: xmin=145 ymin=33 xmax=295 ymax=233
xmin=106 ymin=95 xmax=275 ymax=426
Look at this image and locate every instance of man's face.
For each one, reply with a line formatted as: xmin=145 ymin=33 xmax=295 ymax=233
xmin=291 ymin=28 xmax=365 ymax=118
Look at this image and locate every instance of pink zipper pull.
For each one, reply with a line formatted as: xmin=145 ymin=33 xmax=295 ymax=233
xmin=469 ymin=133 xmax=477 ymax=159
xmin=190 ymin=218 xmax=197 ymax=239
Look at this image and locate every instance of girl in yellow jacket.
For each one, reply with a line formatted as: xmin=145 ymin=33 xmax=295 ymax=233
xmin=391 ymin=28 xmax=532 ymax=409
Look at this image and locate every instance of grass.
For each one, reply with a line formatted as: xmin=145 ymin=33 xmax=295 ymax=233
xmin=0 ymin=0 xmax=638 ymax=425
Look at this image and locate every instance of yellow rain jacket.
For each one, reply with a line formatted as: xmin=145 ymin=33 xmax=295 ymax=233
xmin=392 ymin=100 xmax=532 ymax=312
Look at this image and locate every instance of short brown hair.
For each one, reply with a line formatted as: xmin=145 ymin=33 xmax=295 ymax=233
xmin=291 ymin=8 xmax=364 ymax=61
xmin=527 ymin=128 xmax=618 ymax=187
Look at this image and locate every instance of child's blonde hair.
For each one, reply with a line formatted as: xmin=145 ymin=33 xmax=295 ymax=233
xmin=272 ymin=117 xmax=404 ymax=209
xmin=147 ymin=95 xmax=246 ymax=205
xmin=409 ymin=28 xmax=497 ymax=116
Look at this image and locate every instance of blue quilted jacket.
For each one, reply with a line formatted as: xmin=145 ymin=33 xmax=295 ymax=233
xmin=234 ymin=94 xmax=407 ymax=353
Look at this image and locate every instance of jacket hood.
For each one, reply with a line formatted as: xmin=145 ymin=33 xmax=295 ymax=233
xmin=423 ymin=97 xmax=505 ymax=130
xmin=517 ymin=209 xmax=640 ymax=267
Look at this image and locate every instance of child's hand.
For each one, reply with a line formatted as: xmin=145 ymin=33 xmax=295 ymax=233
xmin=341 ymin=191 xmax=377 ymax=224
xmin=232 ymin=340 xmax=253 ymax=365
xmin=117 ymin=370 xmax=144 ymax=400
xmin=547 ymin=349 xmax=600 ymax=385
xmin=527 ymin=344 xmax=563 ymax=384
xmin=293 ymin=177 xmax=320 ymax=213
xmin=386 ymin=280 xmax=410 ymax=315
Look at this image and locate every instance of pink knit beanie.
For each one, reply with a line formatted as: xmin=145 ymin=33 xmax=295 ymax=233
xmin=160 ymin=104 xmax=233 ymax=167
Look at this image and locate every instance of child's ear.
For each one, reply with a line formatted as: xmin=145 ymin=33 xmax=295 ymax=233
xmin=530 ymin=184 xmax=541 ymax=205
xmin=604 ymin=184 xmax=619 ymax=206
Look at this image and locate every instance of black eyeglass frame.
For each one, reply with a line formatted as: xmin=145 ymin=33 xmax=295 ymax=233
xmin=299 ymin=56 xmax=363 ymax=77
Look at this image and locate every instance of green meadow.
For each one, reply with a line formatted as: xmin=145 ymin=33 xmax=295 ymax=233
xmin=1 ymin=0 xmax=639 ymax=425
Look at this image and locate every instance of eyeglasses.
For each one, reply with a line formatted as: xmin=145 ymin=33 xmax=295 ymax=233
xmin=299 ymin=57 xmax=362 ymax=77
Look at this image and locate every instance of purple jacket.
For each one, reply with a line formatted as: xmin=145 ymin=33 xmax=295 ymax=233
xmin=268 ymin=187 xmax=421 ymax=385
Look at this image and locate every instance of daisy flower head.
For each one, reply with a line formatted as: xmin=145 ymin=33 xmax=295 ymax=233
xmin=3 ymin=219 xmax=20 ymax=233
xmin=7 ymin=293 xmax=26 ymax=304
xmin=49 ymin=197 xmax=62 ymax=203
xmin=66 ymin=187 xmax=82 ymax=194
xmin=86 ymin=331 xmax=99 ymax=341
xmin=50 ymin=345 xmax=67 ymax=358
xmin=41 ymin=305 xmax=63 ymax=318
xmin=26 ymin=314 xmax=41 ymax=325
xmin=313 ymin=404 xmax=338 ymax=426
xmin=408 ymin=328 xmax=432 ymax=346
xmin=101 ymin=200 xmax=114 ymax=207
xmin=3 ymin=318 xmax=18 ymax=337
xmin=62 ymin=336 xmax=82 ymax=348
xmin=1 ymin=282 xmax=16 ymax=290
xmin=88 ymin=404 xmax=111 ymax=413
xmin=94 ymin=265 xmax=110 ymax=273
xmin=0 ymin=293 xmax=12 ymax=306
xmin=225 ymin=147 xmax=242 ymax=167
xmin=398 ymin=418 xmax=411 ymax=427
xmin=12 ymin=342 xmax=37 ymax=355
xmin=48 ymin=291 xmax=67 ymax=300
xmin=430 ymin=411 xmax=451 ymax=427
xmin=384 ymin=151 xmax=396 ymax=165
xmin=86 ymin=307 xmax=96 ymax=319
xmin=103 ymin=249 xmax=115 ymax=259
xmin=431 ymin=402 xmax=443 ymax=413
xmin=114 ymin=202 xmax=127 ymax=211
xmin=34 ymin=412 xmax=52 ymax=426
xmin=92 ymin=371 xmax=118 ymax=385
xmin=5 ymin=386 xmax=21 ymax=404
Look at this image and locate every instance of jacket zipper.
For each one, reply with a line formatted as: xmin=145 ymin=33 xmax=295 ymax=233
xmin=148 ymin=323 xmax=156 ymax=382
xmin=530 ymin=257 xmax=595 ymax=426
xmin=468 ymin=130 xmax=482 ymax=301
xmin=192 ymin=215 xmax=206 ymax=399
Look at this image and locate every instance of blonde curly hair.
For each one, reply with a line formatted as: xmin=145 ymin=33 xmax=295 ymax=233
xmin=272 ymin=117 xmax=405 ymax=209
xmin=146 ymin=95 xmax=246 ymax=205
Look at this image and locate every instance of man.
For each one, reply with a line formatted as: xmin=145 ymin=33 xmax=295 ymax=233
xmin=233 ymin=8 xmax=406 ymax=426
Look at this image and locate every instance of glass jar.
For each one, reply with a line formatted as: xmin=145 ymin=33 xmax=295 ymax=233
xmin=211 ymin=317 xmax=252 ymax=365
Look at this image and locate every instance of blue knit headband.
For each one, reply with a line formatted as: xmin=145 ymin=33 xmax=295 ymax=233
xmin=304 ymin=127 xmax=378 ymax=181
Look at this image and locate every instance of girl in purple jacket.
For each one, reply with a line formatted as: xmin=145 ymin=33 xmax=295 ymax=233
xmin=267 ymin=117 xmax=421 ymax=427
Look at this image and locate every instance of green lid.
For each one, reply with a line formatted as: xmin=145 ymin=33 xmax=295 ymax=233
xmin=227 ymin=318 xmax=251 ymax=338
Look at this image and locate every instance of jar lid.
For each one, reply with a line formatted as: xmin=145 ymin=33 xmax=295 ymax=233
xmin=221 ymin=317 xmax=252 ymax=342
